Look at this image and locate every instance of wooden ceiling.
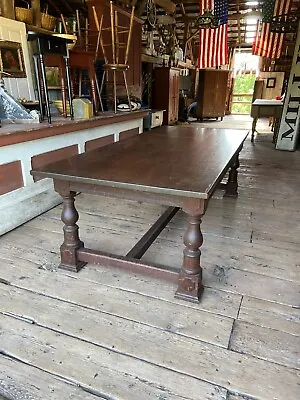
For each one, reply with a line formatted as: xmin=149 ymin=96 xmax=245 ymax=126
xmin=152 ymin=0 xmax=300 ymax=47
xmin=22 ymin=0 xmax=299 ymax=49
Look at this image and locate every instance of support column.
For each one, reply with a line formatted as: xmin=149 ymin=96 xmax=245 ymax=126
xmin=224 ymin=150 xmax=241 ymax=198
xmin=175 ymin=199 xmax=206 ymax=303
xmin=55 ymin=181 xmax=86 ymax=272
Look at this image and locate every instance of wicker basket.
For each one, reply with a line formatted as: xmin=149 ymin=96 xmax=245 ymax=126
xmin=15 ymin=7 xmax=33 ymax=24
xmin=41 ymin=13 xmax=57 ymax=31
xmin=53 ymin=100 xmax=70 ymax=117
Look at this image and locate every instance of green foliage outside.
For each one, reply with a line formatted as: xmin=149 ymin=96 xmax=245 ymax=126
xmin=232 ymin=74 xmax=256 ymax=114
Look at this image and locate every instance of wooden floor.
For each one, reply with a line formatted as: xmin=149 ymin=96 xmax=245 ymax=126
xmin=0 ymin=124 xmax=299 ymax=400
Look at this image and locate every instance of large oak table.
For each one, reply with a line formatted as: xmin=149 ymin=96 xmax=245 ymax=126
xmin=31 ymin=127 xmax=248 ymax=302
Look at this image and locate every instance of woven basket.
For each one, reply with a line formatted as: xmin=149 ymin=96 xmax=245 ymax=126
xmin=53 ymin=100 xmax=70 ymax=117
xmin=15 ymin=7 xmax=33 ymax=24
xmin=41 ymin=13 xmax=57 ymax=31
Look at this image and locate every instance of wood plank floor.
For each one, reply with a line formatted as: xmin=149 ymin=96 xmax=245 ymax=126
xmin=0 ymin=126 xmax=299 ymax=400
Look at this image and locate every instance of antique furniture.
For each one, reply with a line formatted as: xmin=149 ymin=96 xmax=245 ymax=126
xmin=69 ymin=50 xmax=101 ymax=114
xmin=195 ymin=69 xmax=229 ymax=120
xmin=143 ymin=109 xmax=165 ymax=130
xmin=27 ymin=30 xmax=74 ymax=123
xmin=153 ymin=67 xmax=180 ymax=125
xmin=251 ymin=99 xmax=283 ymax=142
xmin=45 ymin=50 xmax=101 ymax=116
xmin=31 ymin=127 xmax=248 ymax=303
xmin=96 ymin=1 xmax=135 ymax=113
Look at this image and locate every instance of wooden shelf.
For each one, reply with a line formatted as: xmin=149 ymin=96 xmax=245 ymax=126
xmin=142 ymin=54 xmax=196 ymax=70
xmin=26 ymin=25 xmax=77 ymax=41
xmin=142 ymin=53 xmax=166 ymax=65
xmin=177 ymin=60 xmax=196 ymax=70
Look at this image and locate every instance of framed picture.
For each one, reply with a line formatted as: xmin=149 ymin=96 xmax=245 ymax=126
xmin=266 ymin=77 xmax=276 ymax=89
xmin=0 ymin=40 xmax=26 ymax=78
xmin=45 ymin=67 xmax=60 ymax=89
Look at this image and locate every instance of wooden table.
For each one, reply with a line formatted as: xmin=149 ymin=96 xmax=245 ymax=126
xmin=31 ymin=127 xmax=248 ymax=303
xmin=251 ymin=99 xmax=283 ymax=142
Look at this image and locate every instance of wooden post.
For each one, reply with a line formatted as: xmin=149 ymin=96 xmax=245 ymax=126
xmin=175 ymin=198 xmax=206 ymax=303
xmin=31 ymin=0 xmax=41 ymax=27
xmin=0 ymin=0 xmax=15 ymax=19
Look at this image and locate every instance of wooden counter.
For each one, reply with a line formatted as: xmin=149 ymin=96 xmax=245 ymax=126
xmin=0 ymin=110 xmax=148 ymax=235
xmin=0 ymin=110 xmax=148 ymax=147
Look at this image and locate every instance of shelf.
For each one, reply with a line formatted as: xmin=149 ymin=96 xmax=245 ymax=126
xmin=142 ymin=54 xmax=196 ymax=69
xmin=26 ymin=25 xmax=77 ymax=41
xmin=177 ymin=60 xmax=196 ymax=70
xmin=142 ymin=53 xmax=166 ymax=64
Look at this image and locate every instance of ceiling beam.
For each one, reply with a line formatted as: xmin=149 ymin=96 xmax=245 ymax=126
xmin=173 ymin=0 xmax=198 ymax=3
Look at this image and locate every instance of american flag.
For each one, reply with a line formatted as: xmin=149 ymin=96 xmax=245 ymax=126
xmin=252 ymin=0 xmax=292 ymax=59
xmin=197 ymin=0 xmax=228 ymax=69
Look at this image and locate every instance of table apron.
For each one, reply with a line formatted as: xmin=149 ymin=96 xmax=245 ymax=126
xmin=67 ymin=181 xmax=204 ymax=208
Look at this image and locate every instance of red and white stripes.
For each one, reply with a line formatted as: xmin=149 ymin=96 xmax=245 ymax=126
xmin=197 ymin=0 xmax=228 ymax=68
xmin=252 ymin=0 xmax=291 ymax=59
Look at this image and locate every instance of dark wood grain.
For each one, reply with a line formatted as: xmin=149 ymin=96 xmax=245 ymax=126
xmin=119 ymin=127 xmax=139 ymax=141
xmin=31 ymin=145 xmax=79 ymax=182
xmin=85 ymin=135 xmax=114 ymax=152
xmin=0 ymin=161 xmax=24 ymax=195
xmin=31 ymin=127 xmax=248 ymax=199
xmin=32 ymin=126 xmax=247 ymax=303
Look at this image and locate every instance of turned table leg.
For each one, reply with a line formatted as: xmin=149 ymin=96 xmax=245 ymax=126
xmin=59 ymin=190 xmax=86 ymax=272
xmin=224 ymin=151 xmax=240 ymax=198
xmin=251 ymin=117 xmax=258 ymax=142
xmin=175 ymin=201 xmax=205 ymax=302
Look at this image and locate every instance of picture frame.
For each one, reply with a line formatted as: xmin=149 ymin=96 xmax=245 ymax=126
xmin=0 ymin=40 xmax=26 ymax=78
xmin=45 ymin=66 xmax=60 ymax=89
xmin=266 ymin=77 xmax=276 ymax=89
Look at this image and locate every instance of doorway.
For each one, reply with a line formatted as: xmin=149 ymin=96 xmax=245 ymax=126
xmin=231 ymin=50 xmax=259 ymax=115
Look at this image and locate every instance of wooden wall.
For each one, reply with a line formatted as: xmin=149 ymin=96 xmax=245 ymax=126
xmin=258 ymin=72 xmax=285 ymax=100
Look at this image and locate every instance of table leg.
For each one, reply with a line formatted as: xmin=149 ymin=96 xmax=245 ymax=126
xmin=175 ymin=200 xmax=205 ymax=302
xmin=273 ymin=116 xmax=280 ymax=143
xmin=64 ymin=56 xmax=74 ymax=120
xmin=224 ymin=151 xmax=240 ymax=198
xmin=59 ymin=190 xmax=86 ymax=272
xmin=251 ymin=117 xmax=258 ymax=142
xmin=39 ymin=53 xmax=51 ymax=124
xmin=113 ymin=69 xmax=117 ymax=113
xmin=33 ymin=55 xmax=44 ymax=121
xmin=94 ymin=70 xmax=103 ymax=113
xmin=89 ymin=69 xmax=98 ymax=115
xmin=60 ymin=61 xmax=67 ymax=118
xmin=99 ymin=70 xmax=106 ymax=112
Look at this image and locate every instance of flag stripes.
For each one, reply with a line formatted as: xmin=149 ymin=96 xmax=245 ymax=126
xmin=197 ymin=0 xmax=228 ymax=69
xmin=252 ymin=0 xmax=292 ymax=59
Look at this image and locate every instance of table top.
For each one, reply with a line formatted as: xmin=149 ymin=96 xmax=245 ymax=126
xmin=252 ymin=99 xmax=283 ymax=107
xmin=31 ymin=127 xmax=248 ymax=199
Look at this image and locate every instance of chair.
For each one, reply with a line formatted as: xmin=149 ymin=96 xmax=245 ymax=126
xmin=69 ymin=49 xmax=101 ymax=114
xmin=94 ymin=1 xmax=135 ymax=113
